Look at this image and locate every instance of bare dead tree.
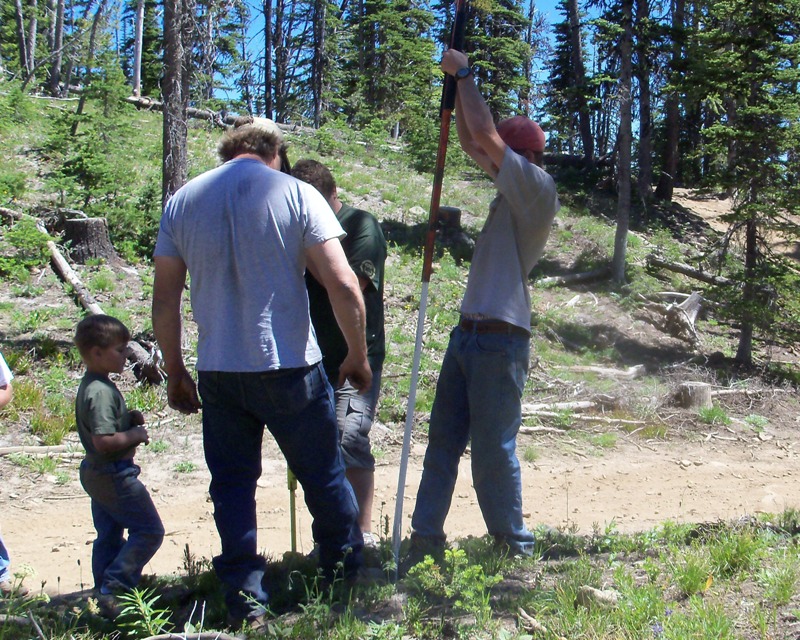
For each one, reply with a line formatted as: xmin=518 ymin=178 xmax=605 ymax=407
xmin=48 ymin=0 xmax=65 ymax=95
xmin=132 ymin=0 xmax=144 ymax=96
xmin=612 ymin=0 xmax=634 ymax=283
xmin=70 ymin=0 xmax=107 ymax=136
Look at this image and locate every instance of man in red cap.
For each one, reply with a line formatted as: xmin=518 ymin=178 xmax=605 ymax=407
xmin=407 ymin=49 xmax=561 ymax=567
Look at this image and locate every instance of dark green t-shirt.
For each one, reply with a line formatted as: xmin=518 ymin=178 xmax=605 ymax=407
xmin=75 ymin=372 xmax=135 ymax=464
xmin=306 ymin=204 xmax=386 ymax=379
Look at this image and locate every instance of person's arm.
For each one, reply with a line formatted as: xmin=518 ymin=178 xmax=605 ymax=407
xmin=152 ymin=256 xmax=201 ymax=414
xmin=0 ymin=381 xmax=12 ymax=410
xmin=441 ymin=49 xmax=508 ymax=178
xmin=92 ymin=425 xmax=149 ymax=455
xmin=305 ymin=238 xmax=372 ymax=392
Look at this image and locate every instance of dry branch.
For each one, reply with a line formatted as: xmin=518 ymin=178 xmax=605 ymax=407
xmin=519 ymin=426 xmax=568 ymax=435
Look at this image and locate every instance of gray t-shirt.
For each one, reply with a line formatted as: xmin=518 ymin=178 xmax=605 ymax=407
xmin=460 ymin=147 xmax=560 ymax=330
xmin=154 ymin=157 xmax=345 ymax=372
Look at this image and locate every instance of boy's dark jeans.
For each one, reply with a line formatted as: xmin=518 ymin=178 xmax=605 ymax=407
xmin=79 ymin=459 xmax=164 ymax=593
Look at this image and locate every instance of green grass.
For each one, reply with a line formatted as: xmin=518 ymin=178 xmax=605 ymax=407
xmin=698 ymin=405 xmax=732 ymax=426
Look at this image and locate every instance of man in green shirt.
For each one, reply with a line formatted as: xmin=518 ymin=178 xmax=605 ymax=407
xmin=293 ymin=159 xmax=386 ymax=547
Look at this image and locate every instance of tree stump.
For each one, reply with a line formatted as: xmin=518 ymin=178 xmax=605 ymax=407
xmin=63 ymin=217 xmax=119 ymax=264
xmin=437 ymin=205 xmax=474 ymax=263
xmin=675 ymin=381 xmax=712 ymax=409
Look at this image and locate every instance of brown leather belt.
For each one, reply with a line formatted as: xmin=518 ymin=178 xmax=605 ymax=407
xmin=459 ymin=317 xmax=530 ymax=338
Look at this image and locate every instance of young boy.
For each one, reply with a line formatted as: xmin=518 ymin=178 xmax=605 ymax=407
xmin=74 ymin=315 xmax=164 ymax=611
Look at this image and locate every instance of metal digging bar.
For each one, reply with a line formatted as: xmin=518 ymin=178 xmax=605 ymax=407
xmin=391 ymin=0 xmax=468 ymax=574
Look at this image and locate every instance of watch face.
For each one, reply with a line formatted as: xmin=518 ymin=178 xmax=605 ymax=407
xmin=456 ymin=67 xmax=471 ymax=79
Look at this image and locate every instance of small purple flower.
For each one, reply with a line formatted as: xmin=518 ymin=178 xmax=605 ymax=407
xmin=651 ymin=621 xmax=664 ymax=636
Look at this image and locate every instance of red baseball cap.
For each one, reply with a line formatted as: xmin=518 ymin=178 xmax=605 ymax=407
xmin=496 ymin=116 xmax=545 ymax=153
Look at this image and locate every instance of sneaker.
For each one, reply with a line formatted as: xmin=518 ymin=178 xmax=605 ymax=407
xmin=362 ymin=532 xmax=380 ymax=550
xmin=0 ymin=580 xmax=29 ymax=597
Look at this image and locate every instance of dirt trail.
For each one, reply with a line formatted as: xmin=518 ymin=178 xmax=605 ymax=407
xmin=3 ymin=425 xmax=798 ymax=597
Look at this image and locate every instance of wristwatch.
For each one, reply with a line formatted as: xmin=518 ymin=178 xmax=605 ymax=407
xmin=454 ymin=66 xmax=473 ymax=81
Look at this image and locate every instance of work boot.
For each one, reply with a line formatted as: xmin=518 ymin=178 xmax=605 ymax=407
xmin=398 ymin=534 xmax=446 ymax=577
xmin=94 ymin=592 xmax=121 ymax=620
xmin=227 ymin=611 xmax=270 ymax=634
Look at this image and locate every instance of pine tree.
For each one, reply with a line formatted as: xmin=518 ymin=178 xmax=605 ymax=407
xmin=692 ymin=0 xmax=800 ymax=363
xmin=335 ymin=0 xmax=436 ymax=132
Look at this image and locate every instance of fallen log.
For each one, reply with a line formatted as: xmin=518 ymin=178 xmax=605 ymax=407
xmin=1 ymin=207 xmax=164 ymax=384
xmin=46 ymin=231 xmax=104 ymax=315
xmin=536 ymin=266 xmax=611 ymax=287
xmin=142 ymin=634 xmax=239 ymax=640
xmin=123 ymin=95 xmax=320 ymax=138
xmin=552 ymin=364 xmax=645 ymax=379
xmin=646 ymin=254 xmax=733 ymax=287
xmin=125 ymin=95 xmax=235 ymax=127
xmin=522 ymin=400 xmax=600 ymax=413
xmin=0 ymin=445 xmax=72 ymax=457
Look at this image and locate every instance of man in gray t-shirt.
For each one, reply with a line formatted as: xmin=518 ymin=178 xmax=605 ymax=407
xmin=408 ymin=50 xmax=561 ymax=567
xmin=152 ymin=120 xmax=371 ymax=629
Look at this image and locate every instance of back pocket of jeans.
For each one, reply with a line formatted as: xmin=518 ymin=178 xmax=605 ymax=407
xmin=260 ymin=366 xmax=318 ymax=414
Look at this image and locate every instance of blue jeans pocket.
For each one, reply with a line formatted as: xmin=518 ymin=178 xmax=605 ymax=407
xmin=259 ymin=366 xmax=317 ymax=414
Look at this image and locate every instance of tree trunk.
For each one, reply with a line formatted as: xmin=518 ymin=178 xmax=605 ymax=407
xmin=239 ymin=27 xmax=254 ymax=114
xmin=63 ymin=218 xmax=119 ymax=264
xmin=635 ymin=0 xmax=652 ymax=201
xmin=132 ymin=0 xmax=144 ymax=96
xmin=26 ymin=0 xmax=38 ymax=77
xmin=273 ymin=0 xmax=288 ymax=121
xmin=14 ymin=0 xmax=29 ymax=74
xmin=655 ymin=0 xmax=685 ymax=200
xmin=612 ymin=0 xmax=633 ymax=283
xmin=567 ymin=0 xmax=593 ymax=162
xmin=70 ymin=0 xmax=106 ymax=136
xmin=162 ymin=0 xmax=195 ymax=205
xmin=675 ymin=382 xmax=712 ymax=409
xmin=735 ymin=216 xmax=757 ymax=364
xmin=48 ymin=0 xmax=65 ymax=96
xmin=200 ymin=0 xmax=215 ymax=101
xmin=262 ymin=0 xmax=273 ymax=116
xmin=311 ymin=0 xmax=325 ymax=127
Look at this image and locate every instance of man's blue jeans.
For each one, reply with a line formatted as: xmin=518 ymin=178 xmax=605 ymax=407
xmin=411 ymin=326 xmax=535 ymax=554
xmin=198 ymin=364 xmax=363 ymax=621
xmin=79 ymin=459 xmax=165 ymax=593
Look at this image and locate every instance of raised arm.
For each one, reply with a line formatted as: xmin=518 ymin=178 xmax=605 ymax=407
xmin=441 ymin=49 xmax=508 ymax=178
